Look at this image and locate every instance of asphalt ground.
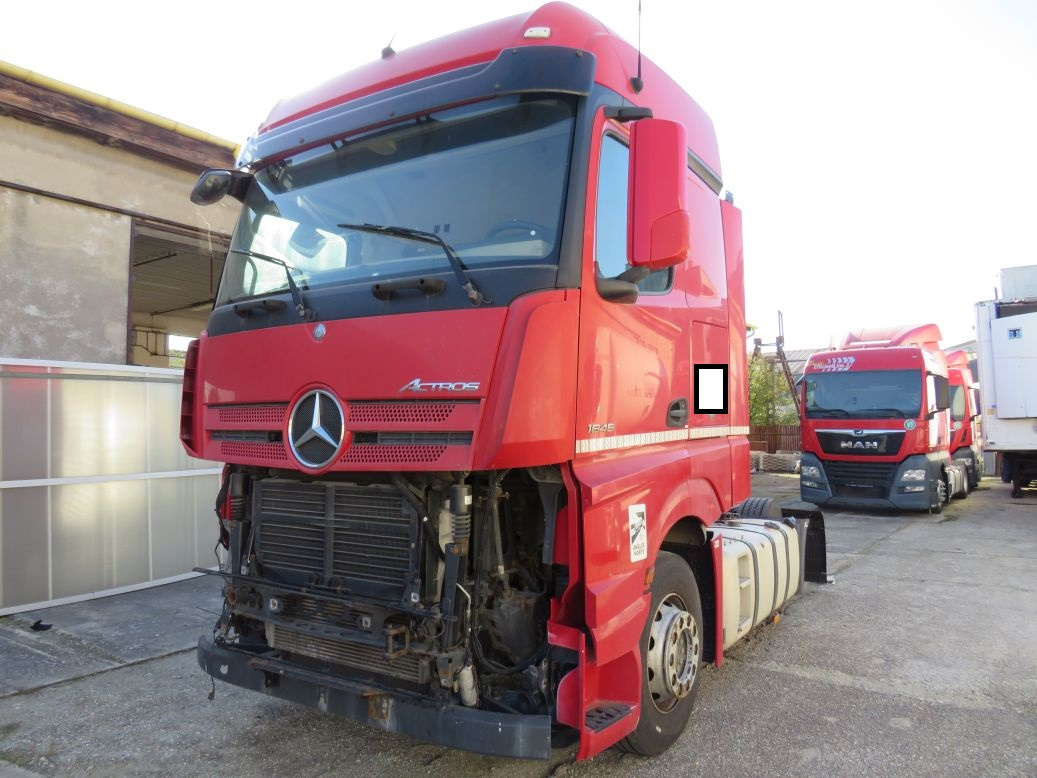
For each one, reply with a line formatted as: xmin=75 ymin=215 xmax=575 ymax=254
xmin=1 ymin=473 xmax=1035 ymax=777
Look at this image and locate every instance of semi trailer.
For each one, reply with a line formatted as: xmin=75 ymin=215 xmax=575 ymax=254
xmin=180 ymin=2 xmax=828 ymax=760
xmin=975 ymin=266 xmax=1037 ymax=498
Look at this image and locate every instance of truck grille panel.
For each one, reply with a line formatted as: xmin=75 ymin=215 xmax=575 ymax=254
xmin=342 ymin=445 xmax=448 ymax=464
xmin=216 ymin=404 xmax=288 ymax=425
xmin=255 ymin=480 xmax=417 ymax=600
xmin=817 ymin=431 xmax=905 ymax=456
xmin=348 ymin=400 xmax=474 ymax=425
xmin=220 ymin=441 xmax=288 ymax=461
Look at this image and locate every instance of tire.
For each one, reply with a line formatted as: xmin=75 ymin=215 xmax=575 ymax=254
xmin=733 ymin=496 xmax=782 ymax=520
xmin=618 ymin=552 xmax=703 ymax=756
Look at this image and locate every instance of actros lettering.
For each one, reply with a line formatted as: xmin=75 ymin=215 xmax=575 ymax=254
xmin=400 ymin=378 xmax=480 ymax=393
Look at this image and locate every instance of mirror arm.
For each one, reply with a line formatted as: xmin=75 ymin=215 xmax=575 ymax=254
xmin=595 ymin=267 xmax=649 ymax=304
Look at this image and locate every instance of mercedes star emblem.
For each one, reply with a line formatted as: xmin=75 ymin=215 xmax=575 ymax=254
xmin=288 ymin=389 xmax=344 ymax=468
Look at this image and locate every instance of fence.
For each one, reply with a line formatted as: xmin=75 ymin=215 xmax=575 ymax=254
xmin=749 ymin=424 xmax=801 ymax=453
xmin=0 ymin=358 xmax=221 ymax=614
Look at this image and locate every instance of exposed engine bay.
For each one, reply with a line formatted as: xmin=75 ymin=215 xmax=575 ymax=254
xmin=209 ymin=466 xmax=572 ymax=718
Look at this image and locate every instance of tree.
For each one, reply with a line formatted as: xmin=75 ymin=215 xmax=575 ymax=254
xmin=748 ymin=356 xmax=798 ymax=426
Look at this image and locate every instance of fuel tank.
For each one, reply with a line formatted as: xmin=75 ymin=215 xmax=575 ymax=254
xmin=712 ymin=517 xmax=802 ymax=650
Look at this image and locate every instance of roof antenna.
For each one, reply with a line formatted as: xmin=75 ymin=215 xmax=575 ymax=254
xmin=630 ymin=0 xmax=644 ymax=93
xmin=381 ymin=34 xmax=396 ymax=59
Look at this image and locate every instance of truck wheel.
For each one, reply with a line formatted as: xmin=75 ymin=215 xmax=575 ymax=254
xmin=930 ymin=477 xmax=946 ymax=514
xmin=619 ymin=551 xmax=702 ymax=756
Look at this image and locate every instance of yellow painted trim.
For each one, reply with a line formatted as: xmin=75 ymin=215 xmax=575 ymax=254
xmin=0 ymin=59 xmax=239 ymax=156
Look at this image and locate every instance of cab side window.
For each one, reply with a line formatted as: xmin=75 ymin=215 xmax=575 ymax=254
xmin=595 ymin=135 xmax=672 ymax=294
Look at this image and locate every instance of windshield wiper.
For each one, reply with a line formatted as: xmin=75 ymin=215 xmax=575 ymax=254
xmin=338 ymin=222 xmax=490 ymax=306
xmin=228 ymin=249 xmax=315 ymax=321
xmin=866 ymin=408 xmax=907 ymax=418
xmin=808 ymin=408 xmax=850 ymax=418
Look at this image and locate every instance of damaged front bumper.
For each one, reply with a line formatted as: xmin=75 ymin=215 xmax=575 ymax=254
xmin=197 ymin=635 xmax=552 ymax=759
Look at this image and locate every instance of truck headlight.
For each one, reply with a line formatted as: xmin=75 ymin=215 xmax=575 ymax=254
xmin=902 ymin=469 xmax=927 ymax=481
xmin=801 ymin=465 xmax=821 ymax=479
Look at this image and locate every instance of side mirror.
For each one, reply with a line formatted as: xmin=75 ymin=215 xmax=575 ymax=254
xmin=926 ymin=373 xmax=950 ymax=414
xmin=191 ymin=170 xmax=232 ymax=205
xmin=190 ymin=169 xmax=252 ymax=206
xmin=628 ymin=118 xmax=690 ymax=270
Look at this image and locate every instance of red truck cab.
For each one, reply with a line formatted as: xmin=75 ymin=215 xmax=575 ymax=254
xmin=181 ymin=2 xmax=827 ymax=760
xmin=945 ymin=349 xmax=982 ymax=490
xmin=799 ymin=324 xmax=967 ymax=511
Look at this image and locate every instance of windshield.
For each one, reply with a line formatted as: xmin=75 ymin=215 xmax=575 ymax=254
xmin=215 ymin=95 xmax=575 ymax=307
xmin=804 ymin=370 xmax=922 ymax=419
xmin=950 ymin=384 xmax=967 ymax=421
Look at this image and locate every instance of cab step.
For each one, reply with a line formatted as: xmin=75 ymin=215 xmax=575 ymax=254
xmin=585 ymin=702 xmax=633 ymax=733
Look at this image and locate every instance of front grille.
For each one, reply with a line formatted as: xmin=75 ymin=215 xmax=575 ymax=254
xmin=254 ymin=480 xmax=417 ymax=601
xmin=823 ymin=460 xmax=897 ymax=498
xmin=269 ymin=624 xmax=427 ymax=685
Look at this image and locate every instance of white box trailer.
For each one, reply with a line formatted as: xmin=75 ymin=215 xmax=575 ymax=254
xmin=975 ymin=265 xmax=1037 ymax=497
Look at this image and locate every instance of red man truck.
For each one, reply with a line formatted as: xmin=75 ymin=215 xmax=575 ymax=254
xmin=799 ymin=324 xmax=968 ymax=511
xmin=945 ymin=349 xmax=982 ymax=491
xmin=181 ymin=2 xmax=827 ymax=760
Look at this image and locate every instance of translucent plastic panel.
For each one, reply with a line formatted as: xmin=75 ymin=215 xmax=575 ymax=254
xmin=1 ymin=375 xmax=48 ymax=481
xmin=151 ymin=476 xmax=219 ymax=579
xmin=50 ymin=481 xmax=149 ymax=598
xmin=51 ymin=379 xmax=148 ymax=478
xmin=147 ymin=381 xmax=193 ymax=473
xmin=1 ymin=487 xmax=49 ymax=608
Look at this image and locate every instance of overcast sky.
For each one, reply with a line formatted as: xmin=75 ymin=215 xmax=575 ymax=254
xmin=4 ymin=0 xmax=1035 ymax=349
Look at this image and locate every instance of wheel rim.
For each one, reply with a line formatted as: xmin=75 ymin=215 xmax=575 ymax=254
xmin=646 ymin=594 xmax=701 ymax=713
xmin=937 ymin=478 xmax=947 ymax=503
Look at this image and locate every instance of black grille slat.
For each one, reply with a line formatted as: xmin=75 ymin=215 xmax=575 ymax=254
xmin=211 ymin=430 xmax=279 ymax=442
xmin=254 ymin=480 xmax=417 ymax=601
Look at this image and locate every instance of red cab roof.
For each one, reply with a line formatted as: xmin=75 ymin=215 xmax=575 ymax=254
xmin=258 ymin=2 xmax=721 ymax=177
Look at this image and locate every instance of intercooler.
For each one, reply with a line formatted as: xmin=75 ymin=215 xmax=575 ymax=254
xmin=267 ymin=623 xmax=429 ymax=687
xmin=253 ymin=479 xmax=419 ymax=602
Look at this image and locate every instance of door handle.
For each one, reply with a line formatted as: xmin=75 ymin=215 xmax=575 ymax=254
xmin=667 ymin=398 xmax=689 ymax=427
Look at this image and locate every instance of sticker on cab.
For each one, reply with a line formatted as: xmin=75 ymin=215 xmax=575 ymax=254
xmin=629 ymin=504 xmax=648 ymax=562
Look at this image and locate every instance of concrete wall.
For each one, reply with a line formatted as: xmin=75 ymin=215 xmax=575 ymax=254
xmin=1 ymin=188 xmax=131 ymax=362
xmin=0 ymin=115 xmax=237 ymax=364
